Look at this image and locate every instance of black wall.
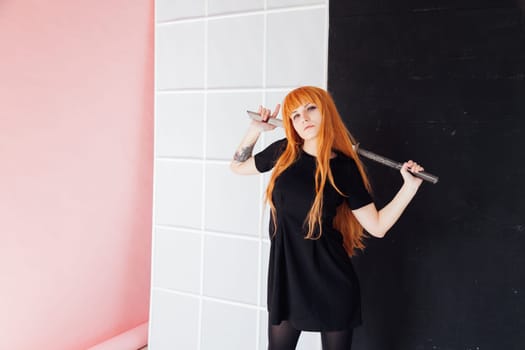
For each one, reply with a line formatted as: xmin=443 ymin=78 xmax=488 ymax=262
xmin=328 ymin=1 xmax=525 ymax=349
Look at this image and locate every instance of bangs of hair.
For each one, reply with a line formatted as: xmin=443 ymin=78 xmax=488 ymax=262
xmin=282 ymin=87 xmax=324 ymax=121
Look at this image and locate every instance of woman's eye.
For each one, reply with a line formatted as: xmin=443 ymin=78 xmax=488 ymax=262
xmin=292 ymin=114 xmax=299 ymax=120
xmin=307 ymin=105 xmax=316 ymax=111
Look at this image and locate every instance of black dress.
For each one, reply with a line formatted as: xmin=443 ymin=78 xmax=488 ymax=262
xmin=254 ymin=138 xmax=373 ymax=332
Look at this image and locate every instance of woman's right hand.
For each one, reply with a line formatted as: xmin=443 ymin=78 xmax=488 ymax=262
xmin=251 ymin=104 xmax=281 ymax=132
xmin=400 ymin=160 xmax=424 ymax=190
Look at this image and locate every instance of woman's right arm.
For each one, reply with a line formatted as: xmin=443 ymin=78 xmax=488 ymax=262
xmin=230 ymin=105 xmax=280 ymax=175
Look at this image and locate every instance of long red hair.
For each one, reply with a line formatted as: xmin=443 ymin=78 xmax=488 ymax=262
xmin=265 ymin=86 xmax=372 ymax=256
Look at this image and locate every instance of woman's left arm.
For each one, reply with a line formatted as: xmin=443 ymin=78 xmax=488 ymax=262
xmin=352 ymin=160 xmax=424 ymax=238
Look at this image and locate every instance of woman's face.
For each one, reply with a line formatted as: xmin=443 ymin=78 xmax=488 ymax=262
xmin=289 ymin=102 xmax=322 ymax=141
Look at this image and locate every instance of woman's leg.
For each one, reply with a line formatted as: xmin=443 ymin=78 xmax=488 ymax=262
xmin=320 ymin=328 xmax=354 ymax=350
xmin=268 ymin=320 xmax=301 ymax=350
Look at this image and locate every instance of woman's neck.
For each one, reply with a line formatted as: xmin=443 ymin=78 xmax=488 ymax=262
xmin=302 ymin=138 xmax=336 ymax=159
xmin=302 ymin=139 xmax=318 ymax=156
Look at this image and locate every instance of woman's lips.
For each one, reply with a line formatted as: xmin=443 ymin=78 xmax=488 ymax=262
xmin=304 ymin=125 xmax=314 ymax=131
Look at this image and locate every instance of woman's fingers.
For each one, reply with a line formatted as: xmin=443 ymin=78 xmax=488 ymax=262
xmin=251 ymin=105 xmax=276 ymax=131
xmin=400 ymin=160 xmax=424 ymax=187
xmin=255 ymin=104 xmax=280 ymax=128
xmin=258 ymin=105 xmax=267 ymax=121
xmin=271 ymin=104 xmax=281 ymax=118
xmin=403 ymin=160 xmax=424 ymax=173
xmin=257 ymin=105 xmax=279 ymax=122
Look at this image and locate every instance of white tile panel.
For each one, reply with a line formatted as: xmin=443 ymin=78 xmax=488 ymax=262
xmin=208 ymin=0 xmax=264 ymax=15
xmin=148 ymin=290 xmax=199 ymax=349
xmin=156 ymin=22 xmax=205 ymax=89
xmin=266 ymin=8 xmax=326 ymax=87
xmin=154 ymin=161 xmax=202 ymax=228
xmin=297 ymin=331 xmax=322 ymax=350
xmin=152 ymin=228 xmax=201 ymax=293
xmin=205 ymin=163 xmax=261 ymax=236
xmin=268 ymin=0 xmax=325 ymax=8
xmin=263 ymin=127 xmax=286 ymax=153
xmin=265 ymin=90 xmax=288 ymax=114
xmin=208 ymin=15 xmax=264 ymax=88
xmin=298 ymin=331 xmax=325 ymax=349
xmin=201 ymin=300 xmax=258 ymax=350
xmin=155 ymin=92 xmax=204 ymax=158
xmin=156 ymin=0 xmax=206 ymax=21
xmin=152 ymin=0 xmax=329 ymax=346
xmin=259 ymin=310 xmax=269 ymax=350
xmin=203 ymin=235 xmax=259 ymax=304
xmin=206 ymin=91 xmax=263 ymax=160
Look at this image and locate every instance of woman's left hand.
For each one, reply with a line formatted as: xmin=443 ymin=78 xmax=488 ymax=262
xmin=400 ymin=160 xmax=424 ymax=189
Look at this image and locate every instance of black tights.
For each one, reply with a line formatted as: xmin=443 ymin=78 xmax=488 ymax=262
xmin=268 ymin=320 xmax=354 ymax=350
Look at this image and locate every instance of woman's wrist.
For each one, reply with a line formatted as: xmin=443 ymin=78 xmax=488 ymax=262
xmin=401 ymin=181 xmax=420 ymax=195
xmin=248 ymin=122 xmax=265 ymax=133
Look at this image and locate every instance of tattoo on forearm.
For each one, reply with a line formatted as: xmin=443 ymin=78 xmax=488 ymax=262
xmin=233 ymin=144 xmax=255 ymax=162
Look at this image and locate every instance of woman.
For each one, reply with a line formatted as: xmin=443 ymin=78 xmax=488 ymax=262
xmin=230 ymin=86 xmax=424 ymax=350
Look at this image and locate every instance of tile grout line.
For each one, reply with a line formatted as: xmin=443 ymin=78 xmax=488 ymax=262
xmin=256 ymin=2 xmax=269 ymax=348
xmin=156 ymin=4 xmax=326 ymax=25
xmin=154 ymin=287 xmax=267 ymax=310
xmin=197 ymin=2 xmax=209 ymax=349
xmin=323 ymin=1 xmax=329 ymax=90
xmin=156 ymin=86 xmax=295 ymax=93
xmin=156 ymin=224 xmax=270 ymax=243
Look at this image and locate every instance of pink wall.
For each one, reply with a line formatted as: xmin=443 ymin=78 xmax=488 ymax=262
xmin=0 ymin=1 xmax=153 ymax=349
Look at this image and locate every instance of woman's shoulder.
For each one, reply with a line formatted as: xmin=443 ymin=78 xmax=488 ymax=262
xmin=267 ymin=138 xmax=287 ymax=148
xmin=332 ymin=151 xmax=361 ymax=173
xmin=333 ymin=150 xmax=355 ymax=163
xmin=254 ymin=138 xmax=288 ymax=173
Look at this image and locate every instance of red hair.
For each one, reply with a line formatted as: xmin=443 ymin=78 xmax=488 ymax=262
xmin=265 ymin=86 xmax=372 ymax=256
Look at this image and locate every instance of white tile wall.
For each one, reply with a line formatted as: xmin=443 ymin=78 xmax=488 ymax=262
xmin=156 ymin=22 xmax=205 ymax=89
xmin=206 ymin=91 xmax=263 ymax=160
xmin=154 ymin=161 xmax=202 ymax=228
xmin=156 ymin=92 xmax=204 ymax=158
xmin=207 ymin=15 xmax=264 ymax=88
xmin=156 ymin=0 xmax=206 ymax=21
xmin=298 ymin=331 xmax=323 ymax=350
xmin=266 ymin=8 xmax=327 ymax=87
xmin=268 ymin=0 xmax=325 ymax=8
xmin=201 ymin=300 xmax=258 ymax=350
xmin=203 ymin=235 xmax=259 ymax=304
xmin=153 ymin=228 xmax=201 ymax=293
xmin=208 ymin=0 xmax=264 ymax=15
xmin=149 ymin=290 xmax=200 ymax=349
xmin=205 ymin=163 xmax=261 ymax=236
xmin=152 ymin=0 xmax=329 ymax=348
xmin=259 ymin=311 xmax=268 ymax=350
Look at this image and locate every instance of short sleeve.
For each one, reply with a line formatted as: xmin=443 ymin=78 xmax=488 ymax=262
xmin=254 ymin=138 xmax=287 ymax=173
xmin=336 ymin=157 xmax=373 ymax=210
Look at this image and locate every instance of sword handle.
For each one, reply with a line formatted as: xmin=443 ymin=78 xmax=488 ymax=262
xmin=247 ymin=110 xmax=283 ymax=127
xmin=355 ymin=144 xmax=439 ymax=184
